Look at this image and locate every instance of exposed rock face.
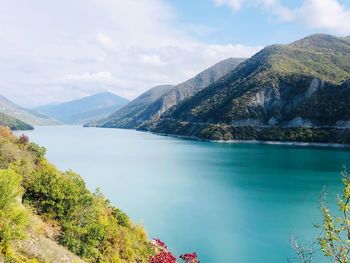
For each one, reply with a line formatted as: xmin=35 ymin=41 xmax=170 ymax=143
xmin=14 ymin=233 xmax=85 ymax=263
xmin=158 ymin=34 xmax=350 ymax=128
xmin=306 ymin=78 xmax=324 ymax=97
xmin=233 ymin=77 xmax=324 ymax=126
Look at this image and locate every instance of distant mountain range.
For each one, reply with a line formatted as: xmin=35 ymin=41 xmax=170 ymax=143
xmin=0 ymin=95 xmax=60 ymax=126
xmin=86 ymin=85 xmax=174 ymax=128
xmin=88 ymin=34 xmax=350 ymax=144
xmin=88 ymin=58 xmax=246 ymax=128
xmin=36 ymin=92 xmax=129 ymax=124
xmin=0 ymin=112 xmax=33 ymax=130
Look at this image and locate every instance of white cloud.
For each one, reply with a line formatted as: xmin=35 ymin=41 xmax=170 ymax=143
xmin=140 ymin=55 xmax=165 ymax=66
xmin=256 ymin=0 xmax=295 ymax=22
xmin=216 ymin=0 xmax=350 ymax=34
xmin=62 ymin=72 xmax=113 ymax=82
xmin=96 ymin=33 xmax=114 ymax=50
xmin=0 ymin=0 xmax=261 ymax=107
xmin=296 ymin=0 xmax=350 ymax=34
xmin=214 ymin=0 xmax=244 ymax=11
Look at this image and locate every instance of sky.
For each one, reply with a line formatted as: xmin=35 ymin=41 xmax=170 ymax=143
xmin=1 ymin=0 xmax=350 ymax=107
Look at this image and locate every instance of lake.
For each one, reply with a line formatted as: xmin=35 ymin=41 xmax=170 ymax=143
xmin=20 ymin=125 xmax=350 ymax=263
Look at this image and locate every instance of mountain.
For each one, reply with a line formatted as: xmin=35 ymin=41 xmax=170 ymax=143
xmin=86 ymin=85 xmax=174 ymax=128
xmin=92 ymin=58 xmax=246 ymax=128
xmin=37 ymin=92 xmax=130 ymax=124
xmin=0 ymin=112 xmax=33 ymax=130
xmin=0 ymin=95 xmax=60 ymax=126
xmin=141 ymin=34 xmax=350 ymax=143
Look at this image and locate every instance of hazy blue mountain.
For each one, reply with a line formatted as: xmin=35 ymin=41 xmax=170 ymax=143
xmin=94 ymin=58 xmax=245 ymax=128
xmin=0 ymin=95 xmax=60 ymax=126
xmin=37 ymin=92 xmax=129 ymax=124
xmin=85 ymin=85 xmax=174 ymax=128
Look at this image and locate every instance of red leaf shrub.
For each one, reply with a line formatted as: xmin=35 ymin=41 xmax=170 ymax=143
xmin=149 ymin=250 xmax=176 ymax=263
xmin=18 ymin=134 xmax=29 ymax=145
xmin=180 ymin=252 xmax=199 ymax=263
xmin=153 ymin=238 xmax=167 ymax=249
xmin=149 ymin=239 xmax=200 ymax=263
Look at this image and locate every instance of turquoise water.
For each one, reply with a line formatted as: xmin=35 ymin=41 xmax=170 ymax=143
xmin=21 ymin=125 xmax=350 ymax=263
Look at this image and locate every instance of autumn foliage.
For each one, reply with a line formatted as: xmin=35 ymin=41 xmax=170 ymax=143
xmin=180 ymin=253 xmax=199 ymax=263
xmin=18 ymin=134 xmax=29 ymax=145
xmin=149 ymin=239 xmax=199 ymax=263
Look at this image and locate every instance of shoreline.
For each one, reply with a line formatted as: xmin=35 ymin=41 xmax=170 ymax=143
xmin=147 ymin=131 xmax=350 ymax=148
xmin=85 ymin=125 xmax=350 ymax=148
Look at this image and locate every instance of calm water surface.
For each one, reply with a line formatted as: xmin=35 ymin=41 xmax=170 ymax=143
xmin=21 ymin=125 xmax=350 ymax=263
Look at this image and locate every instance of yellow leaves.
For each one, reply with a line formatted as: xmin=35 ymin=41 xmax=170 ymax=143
xmin=0 ymin=126 xmax=13 ymax=139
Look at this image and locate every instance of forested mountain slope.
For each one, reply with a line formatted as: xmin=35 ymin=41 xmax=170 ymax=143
xmin=93 ymin=58 xmax=245 ymax=129
xmin=0 ymin=112 xmax=33 ymax=130
xmin=0 ymin=95 xmax=60 ymax=126
xmin=142 ymin=34 xmax=350 ymax=142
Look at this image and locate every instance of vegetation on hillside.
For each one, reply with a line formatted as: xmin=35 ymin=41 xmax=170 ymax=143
xmin=161 ymin=34 xmax=350 ymax=125
xmin=291 ymin=169 xmax=350 ymax=263
xmin=0 ymin=95 xmax=60 ymax=126
xmin=0 ymin=127 xmax=153 ymax=262
xmin=0 ymin=113 xmax=33 ymax=131
xmin=0 ymin=127 xmax=201 ymax=263
xmin=140 ymin=119 xmax=350 ymax=144
xmin=93 ymin=58 xmax=245 ymax=129
xmin=288 ymin=80 xmax=350 ymax=126
xmin=137 ymin=34 xmax=350 ymax=143
xmin=0 ymin=168 xmax=30 ymax=256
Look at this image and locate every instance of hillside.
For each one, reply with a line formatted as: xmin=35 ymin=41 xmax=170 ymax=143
xmin=0 ymin=95 xmax=60 ymax=126
xmin=142 ymin=34 xmax=350 ymax=142
xmin=86 ymin=85 xmax=174 ymax=128
xmin=0 ymin=112 xmax=33 ymax=130
xmin=0 ymin=128 xmax=153 ymax=262
xmin=94 ymin=58 xmax=245 ymax=129
xmin=37 ymin=92 xmax=130 ymax=124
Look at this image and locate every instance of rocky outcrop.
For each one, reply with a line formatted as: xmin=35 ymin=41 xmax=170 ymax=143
xmin=14 ymin=233 xmax=85 ymax=263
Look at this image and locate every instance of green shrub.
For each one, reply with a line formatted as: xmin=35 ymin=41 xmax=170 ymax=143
xmin=0 ymin=132 xmax=153 ymax=262
xmin=0 ymin=168 xmax=29 ymax=251
xmin=27 ymin=143 xmax=46 ymax=164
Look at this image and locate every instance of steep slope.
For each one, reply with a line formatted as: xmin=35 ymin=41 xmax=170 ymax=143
xmin=0 ymin=95 xmax=60 ymax=126
xmin=0 ymin=112 xmax=33 ymax=130
xmin=86 ymin=85 xmax=173 ymax=128
xmin=97 ymin=58 xmax=245 ymax=129
xmin=145 ymin=34 xmax=350 ymax=142
xmin=0 ymin=130 xmax=153 ymax=262
xmin=37 ymin=91 xmax=129 ymax=124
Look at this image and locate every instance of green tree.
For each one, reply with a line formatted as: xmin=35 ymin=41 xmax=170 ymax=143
xmin=27 ymin=143 xmax=46 ymax=164
xmin=291 ymin=168 xmax=350 ymax=263
xmin=317 ymin=169 xmax=350 ymax=263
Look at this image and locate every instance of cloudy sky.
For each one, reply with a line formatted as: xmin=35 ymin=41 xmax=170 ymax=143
xmin=1 ymin=0 xmax=350 ymax=107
